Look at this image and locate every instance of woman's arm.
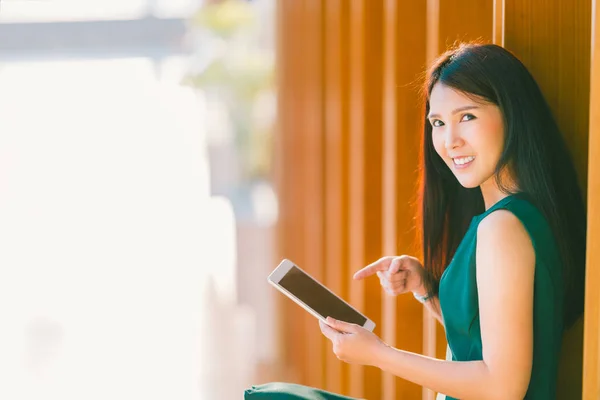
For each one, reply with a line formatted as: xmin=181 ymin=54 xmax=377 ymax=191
xmin=372 ymin=210 xmax=535 ymax=399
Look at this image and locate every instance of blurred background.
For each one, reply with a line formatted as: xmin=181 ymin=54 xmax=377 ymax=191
xmin=0 ymin=0 xmax=276 ymax=399
xmin=1 ymin=1 xmax=600 ymax=400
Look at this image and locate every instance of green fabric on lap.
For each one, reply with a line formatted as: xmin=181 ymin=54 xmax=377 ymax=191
xmin=244 ymin=382 xmax=359 ymax=400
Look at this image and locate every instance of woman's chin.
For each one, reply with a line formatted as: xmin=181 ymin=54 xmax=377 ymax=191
xmin=455 ymin=176 xmax=481 ymax=189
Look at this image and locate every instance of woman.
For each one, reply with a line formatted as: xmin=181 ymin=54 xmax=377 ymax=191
xmin=246 ymin=43 xmax=586 ymax=399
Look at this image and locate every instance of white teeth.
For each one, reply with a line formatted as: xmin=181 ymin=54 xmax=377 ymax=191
xmin=454 ymin=156 xmax=475 ymax=165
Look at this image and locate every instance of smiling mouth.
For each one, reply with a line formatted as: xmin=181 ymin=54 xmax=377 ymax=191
xmin=452 ymin=156 xmax=475 ymax=168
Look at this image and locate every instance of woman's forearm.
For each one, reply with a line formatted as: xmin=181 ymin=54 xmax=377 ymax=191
xmin=373 ymin=346 xmax=517 ymax=400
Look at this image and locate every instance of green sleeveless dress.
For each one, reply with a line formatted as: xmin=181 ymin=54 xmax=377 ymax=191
xmin=438 ymin=194 xmax=564 ymax=399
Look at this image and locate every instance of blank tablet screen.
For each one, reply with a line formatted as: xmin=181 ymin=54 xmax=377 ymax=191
xmin=278 ymin=266 xmax=367 ymax=325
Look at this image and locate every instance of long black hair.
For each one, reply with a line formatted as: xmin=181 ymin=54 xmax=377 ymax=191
xmin=418 ymin=43 xmax=587 ymax=328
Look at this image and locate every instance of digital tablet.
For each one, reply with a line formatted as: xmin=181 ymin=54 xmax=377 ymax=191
xmin=268 ymin=259 xmax=376 ymax=331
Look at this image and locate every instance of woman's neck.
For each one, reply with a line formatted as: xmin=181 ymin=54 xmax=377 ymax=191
xmin=480 ymin=187 xmax=511 ymax=210
xmin=479 ymin=170 xmax=520 ymax=210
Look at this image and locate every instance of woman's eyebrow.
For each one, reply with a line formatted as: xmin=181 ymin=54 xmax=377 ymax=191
xmin=427 ymin=105 xmax=479 ymax=119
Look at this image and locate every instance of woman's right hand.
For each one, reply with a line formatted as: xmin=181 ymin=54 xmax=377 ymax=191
xmin=353 ymin=255 xmax=428 ymax=297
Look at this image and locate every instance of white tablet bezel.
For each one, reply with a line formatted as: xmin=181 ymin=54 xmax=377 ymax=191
xmin=267 ymin=259 xmax=376 ymax=331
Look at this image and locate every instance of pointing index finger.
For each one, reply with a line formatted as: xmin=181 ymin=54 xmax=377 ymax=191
xmin=353 ymin=257 xmax=391 ymax=280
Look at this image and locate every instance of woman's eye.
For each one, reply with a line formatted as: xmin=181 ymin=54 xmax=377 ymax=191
xmin=431 ymin=119 xmax=444 ymax=127
xmin=461 ymin=113 xmax=476 ymax=122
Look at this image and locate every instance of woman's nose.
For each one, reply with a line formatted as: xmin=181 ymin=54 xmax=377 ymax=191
xmin=444 ymin=127 xmax=464 ymax=150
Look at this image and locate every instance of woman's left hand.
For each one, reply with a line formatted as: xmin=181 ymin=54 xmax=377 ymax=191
xmin=319 ymin=317 xmax=388 ymax=366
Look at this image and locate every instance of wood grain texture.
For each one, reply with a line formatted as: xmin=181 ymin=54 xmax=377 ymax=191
xmin=381 ymin=0 xmax=399 ymax=397
xmin=348 ymin=1 xmax=385 ymax=398
xmin=274 ymin=0 xmax=306 ymax=383
xmin=424 ymin=3 xmax=440 ymax=398
xmin=301 ymin=0 xmax=326 ymax=390
xmin=504 ymin=0 xmax=591 ymax=198
xmin=503 ymin=1 xmax=591 ymax=397
xmin=323 ymin=0 xmax=350 ymax=394
xmin=438 ymin=0 xmax=494 ymax=50
xmin=493 ymin=0 xmax=505 ymax=46
xmin=583 ymin=0 xmax=600 ymax=397
xmin=347 ymin=0 xmax=367 ymax=396
xmin=363 ymin=3 xmax=386 ymax=399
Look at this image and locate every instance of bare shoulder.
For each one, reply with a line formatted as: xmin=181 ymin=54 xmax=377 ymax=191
xmin=478 ymin=209 xmax=529 ymax=242
xmin=476 ymin=209 xmax=535 ymax=272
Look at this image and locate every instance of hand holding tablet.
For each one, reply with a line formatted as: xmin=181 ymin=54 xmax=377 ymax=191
xmin=267 ymin=259 xmax=376 ymax=331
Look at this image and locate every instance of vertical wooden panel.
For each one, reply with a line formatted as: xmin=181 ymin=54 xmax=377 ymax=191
xmin=348 ymin=1 xmax=384 ymax=398
xmin=379 ymin=0 xmax=429 ymax=399
xmin=504 ymin=0 xmax=591 ymax=197
xmin=584 ymin=0 xmax=600 ymax=397
xmin=503 ymin=1 xmax=591 ymax=397
xmin=364 ymin=3 xmax=385 ymax=400
xmin=275 ymin=0 xmax=306 ymax=383
xmin=426 ymin=0 xmax=440 ymax=68
xmin=438 ymin=0 xmax=493 ymax=49
xmin=299 ymin=0 xmax=326 ymax=390
xmin=381 ymin=2 xmax=399 ymax=399
xmin=424 ymin=1 xmax=441 ymax=394
xmin=323 ymin=0 xmax=350 ymax=394
xmin=348 ymin=0 xmax=367 ymax=395
xmin=395 ymin=0 xmax=429 ymax=398
xmin=493 ymin=0 xmax=505 ymax=46
xmin=339 ymin=3 xmax=353 ymax=394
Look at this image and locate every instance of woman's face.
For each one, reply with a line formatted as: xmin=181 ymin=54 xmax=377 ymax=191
xmin=428 ymin=83 xmax=505 ymax=189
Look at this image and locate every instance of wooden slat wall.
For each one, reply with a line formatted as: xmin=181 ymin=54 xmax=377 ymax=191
xmin=438 ymin=0 xmax=494 ymax=51
xmin=348 ymin=1 xmax=385 ymax=398
xmin=275 ymin=0 xmax=306 ymax=383
xmin=381 ymin=1 xmax=400 ymax=398
xmin=301 ymin=0 xmax=326 ymax=390
xmin=323 ymin=0 xmax=349 ymax=395
xmin=347 ymin=0 xmax=368 ymax=396
xmin=502 ymin=1 xmax=591 ymax=397
xmin=275 ymin=0 xmax=597 ymax=397
xmin=503 ymin=0 xmax=591 ymax=198
xmin=380 ymin=0 xmax=427 ymax=398
xmin=493 ymin=0 xmax=505 ymax=46
xmin=584 ymin=0 xmax=600 ymax=397
xmin=390 ymin=1 xmax=428 ymax=399
xmin=275 ymin=0 xmax=495 ymax=397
